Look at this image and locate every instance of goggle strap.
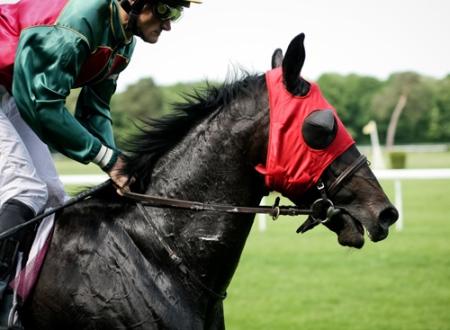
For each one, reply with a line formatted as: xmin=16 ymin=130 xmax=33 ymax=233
xmin=163 ymin=0 xmax=191 ymax=8
xmin=120 ymin=0 xmax=146 ymax=37
xmin=121 ymin=0 xmax=191 ymax=11
xmin=119 ymin=0 xmax=132 ymax=13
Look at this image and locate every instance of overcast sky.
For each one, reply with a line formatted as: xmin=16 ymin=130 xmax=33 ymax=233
xmin=117 ymin=0 xmax=450 ymax=91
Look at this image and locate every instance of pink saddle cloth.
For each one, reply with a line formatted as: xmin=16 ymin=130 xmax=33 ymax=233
xmin=9 ymin=215 xmax=55 ymax=302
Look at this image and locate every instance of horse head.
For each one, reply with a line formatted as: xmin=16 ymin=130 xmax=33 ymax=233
xmin=260 ymin=33 xmax=398 ymax=248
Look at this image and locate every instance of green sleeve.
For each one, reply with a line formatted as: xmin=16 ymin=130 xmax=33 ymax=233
xmin=75 ymin=78 xmax=117 ymax=149
xmin=12 ymin=26 xmax=106 ymax=164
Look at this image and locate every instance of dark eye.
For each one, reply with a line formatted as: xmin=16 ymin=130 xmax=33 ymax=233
xmin=302 ymin=109 xmax=337 ymax=149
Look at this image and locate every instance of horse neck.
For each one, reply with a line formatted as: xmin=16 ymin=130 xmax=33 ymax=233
xmin=143 ymin=86 xmax=269 ymax=294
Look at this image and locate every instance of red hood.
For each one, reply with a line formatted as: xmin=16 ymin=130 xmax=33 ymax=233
xmin=256 ymin=67 xmax=355 ymax=202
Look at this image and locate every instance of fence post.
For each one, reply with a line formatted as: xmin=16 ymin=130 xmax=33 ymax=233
xmin=258 ymin=197 xmax=267 ymax=232
xmin=394 ymin=179 xmax=403 ymax=231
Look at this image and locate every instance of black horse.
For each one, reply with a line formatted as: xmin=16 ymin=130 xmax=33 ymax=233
xmin=22 ymin=34 xmax=398 ymax=329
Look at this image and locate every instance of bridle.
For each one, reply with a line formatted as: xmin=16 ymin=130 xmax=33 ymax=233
xmin=123 ymin=154 xmax=368 ymax=224
xmin=296 ymin=154 xmax=368 ymax=233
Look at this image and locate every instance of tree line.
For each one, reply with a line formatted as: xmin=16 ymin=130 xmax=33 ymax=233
xmin=66 ymin=71 xmax=450 ymax=149
xmin=317 ymin=72 xmax=450 ymax=146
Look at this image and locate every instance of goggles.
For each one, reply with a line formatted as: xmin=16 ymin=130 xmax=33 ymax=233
xmin=153 ymin=2 xmax=183 ymax=21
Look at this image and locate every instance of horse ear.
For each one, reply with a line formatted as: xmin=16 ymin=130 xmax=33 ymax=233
xmin=302 ymin=109 xmax=337 ymax=149
xmin=282 ymin=33 xmax=310 ymax=96
xmin=271 ymin=48 xmax=283 ymax=68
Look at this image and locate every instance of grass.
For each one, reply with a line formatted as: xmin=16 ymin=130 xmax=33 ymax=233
xmin=53 ymin=155 xmax=103 ymax=194
xmin=53 ymin=151 xmax=450 ymax=329
xmin=53 ymin=155 xmax=102 ymax=175
xmin=224 ymin=180 xmax=450 ymax=330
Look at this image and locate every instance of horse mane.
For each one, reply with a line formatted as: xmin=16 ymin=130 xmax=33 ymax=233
xmin=123 ymin=72 xmax=265 ymax=193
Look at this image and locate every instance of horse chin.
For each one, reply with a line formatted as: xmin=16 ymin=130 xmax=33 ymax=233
xmin=326 ymin=213 xmax=365 ymax=249
xmin=360 ymin=220 xmax=390 ymax=243
xmin=329 ymin=211 xmax=391 ymax=248
xmin=344 ymin=209 xmax=391 ymax=243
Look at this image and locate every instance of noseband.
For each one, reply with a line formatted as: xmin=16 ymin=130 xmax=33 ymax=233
xmin=297 ymin=154 xmax=368 ymax=233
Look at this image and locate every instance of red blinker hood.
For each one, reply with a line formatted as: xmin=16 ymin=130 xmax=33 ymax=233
xmin=255 ymin=68 xmax=355 ymax=202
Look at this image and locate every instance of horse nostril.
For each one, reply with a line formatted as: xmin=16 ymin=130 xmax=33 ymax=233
xmin=379 ymin=207 xmax=399 ymax=227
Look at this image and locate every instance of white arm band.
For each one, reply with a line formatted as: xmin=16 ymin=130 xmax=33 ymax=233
xmin=93 ymin=145 xmax=114 ymax=169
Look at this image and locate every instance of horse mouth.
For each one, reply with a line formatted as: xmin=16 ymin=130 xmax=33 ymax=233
xmin=333 ymin=212 xmax=365 ymax=248
xmin=330 ymin=211 xmax=390 ymax=248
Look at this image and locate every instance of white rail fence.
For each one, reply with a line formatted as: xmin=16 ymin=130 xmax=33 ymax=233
xmin=60 ymin=169 xmax=450 ymax=232
xmin=373 ymin=169 xmax=450 ymax=231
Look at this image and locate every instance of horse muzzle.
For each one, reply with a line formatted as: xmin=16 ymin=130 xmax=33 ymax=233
xmin=337 ymin=204 xmax=399 ymax=246
xmin=365 ymin=205 xmax=399 ymax=242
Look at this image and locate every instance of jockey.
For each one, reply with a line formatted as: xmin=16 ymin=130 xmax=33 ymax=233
xmin=0 ymin=0 xmax=201 ymax=326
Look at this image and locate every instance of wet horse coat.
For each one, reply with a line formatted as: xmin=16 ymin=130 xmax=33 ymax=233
xmin=22 ymin=34 xmax=398 ymax=329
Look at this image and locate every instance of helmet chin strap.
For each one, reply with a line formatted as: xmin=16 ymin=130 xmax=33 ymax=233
xmin=120 ymin=0 xmax=147 ymax=38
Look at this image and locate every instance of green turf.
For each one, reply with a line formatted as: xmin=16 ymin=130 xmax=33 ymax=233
xmin=53 ymin=156 xmax=103 ymax=195
xmin=53 ymin=156 xmax=102 ymax=175
xmin=224 ymin=180 xmax=450 ymax=330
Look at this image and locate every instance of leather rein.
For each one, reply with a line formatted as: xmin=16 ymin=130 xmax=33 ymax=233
xmin=123 ymin=154 xmax=368 ymax=224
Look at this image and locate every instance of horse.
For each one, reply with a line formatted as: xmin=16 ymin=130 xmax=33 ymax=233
xmin=21 ymin=33 xmax=398 ymax=329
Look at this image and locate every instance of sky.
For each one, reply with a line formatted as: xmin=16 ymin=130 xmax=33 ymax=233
xmin=117 ymin=0 xmax=450 ymax=91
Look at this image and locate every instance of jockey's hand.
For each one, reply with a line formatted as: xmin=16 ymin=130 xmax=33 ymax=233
xmin=107 ymin=156 xmax=134 ymax=196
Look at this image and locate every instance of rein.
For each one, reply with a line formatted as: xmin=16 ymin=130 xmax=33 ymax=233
xmin=0 ymin=155 xmax=367 ymax=240
xmin=123 ymin=154 xmax=368 ymax=224
xmin=0 ymin=180 xmax=112 ymax=240
xmin=123 ymin=191 xmax=312 ymax=220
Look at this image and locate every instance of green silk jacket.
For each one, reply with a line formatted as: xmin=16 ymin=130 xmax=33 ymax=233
xmin=1 ymin=0 xmax=136 ymax=169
